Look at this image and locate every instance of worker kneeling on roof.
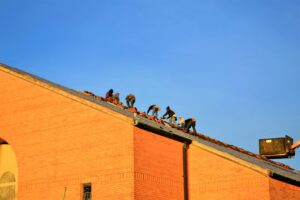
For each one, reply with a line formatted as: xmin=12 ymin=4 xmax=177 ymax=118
xmin=113 ymin=92 xmax=120 ymax=103
xmin=184 ymin=118 xmax=197 ymax=135
xmin=105 ymin=89 xmax=114 ymax=101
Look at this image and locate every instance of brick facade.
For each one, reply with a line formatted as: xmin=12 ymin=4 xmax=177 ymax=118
xmin=0 ymin=70 xmax=134 ymax=199
xmin=188 ymin=143 xmax=270 ymax=200
xmin=134 ymin=127 xmax=184 ymax=199
xmin=0 ymin=66 xmax=300 ymax=199
xmin=269 ymin=178 xmax=300 ymax=200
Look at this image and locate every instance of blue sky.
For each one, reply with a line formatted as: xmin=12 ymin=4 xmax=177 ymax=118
xmin=1 ymin=0 xmax=300 ymax=169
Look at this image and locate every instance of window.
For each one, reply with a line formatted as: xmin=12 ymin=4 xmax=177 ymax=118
xmin=83 ymin=183 xmax=91 ymax=200
xmin=0 ymin=143 xmax=17 ymax=200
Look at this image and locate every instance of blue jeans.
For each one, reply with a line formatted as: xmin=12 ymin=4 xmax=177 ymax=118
xmin=126 ymin=100 xmax=135 ymax=107
xmin=152 ymin=109 xmax=158 ymax=118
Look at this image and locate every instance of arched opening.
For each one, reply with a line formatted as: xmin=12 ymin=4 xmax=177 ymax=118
xmin=0 ymin=139 xmax=17 ymax=200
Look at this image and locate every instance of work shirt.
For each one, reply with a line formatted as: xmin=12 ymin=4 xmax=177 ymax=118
xmin=147 ymin=105 xmax=160 ymax=114
xmin=162 ymin=109 xmax=175 ymax=119
xmin=126 ymin=94 xmax=135 ymax=101
xmin=185 ymin=118 xmax=196 ymax=124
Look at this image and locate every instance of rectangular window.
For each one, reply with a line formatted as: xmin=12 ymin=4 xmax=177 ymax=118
xmin=83 ymin=183 xmax=91 ymax=200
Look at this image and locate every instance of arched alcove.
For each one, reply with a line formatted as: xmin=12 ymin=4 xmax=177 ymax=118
xmin=0 ymin=140 xmax=18 ymax=200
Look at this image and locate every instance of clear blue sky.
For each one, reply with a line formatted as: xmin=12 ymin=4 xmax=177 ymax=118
xmin=1 ymin=0 xmax=300 ymax=169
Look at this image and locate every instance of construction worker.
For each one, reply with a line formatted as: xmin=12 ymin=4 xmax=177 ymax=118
xmin=113 ymin=92 xmax=120 ymax=102
xmin=161 ymin=106 xmax=177 ymax=125
xmin=105 ymin=89 xmax=113 ymax=101
xmin=125 ymin=94 xmax=135 ymax=108
xmin=291 ymin=139 xmax=300 ymax=150
xmin=184 ymin=118 xmax=197 ymax=135
xmin=178 ymin=116 xmax=185 ymax=128
xmin=147 ymin=105 xmax=160 ymax=118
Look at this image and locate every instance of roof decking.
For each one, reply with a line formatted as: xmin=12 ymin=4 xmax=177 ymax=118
xmin=1 ymin=63 xmax=300 ymax=186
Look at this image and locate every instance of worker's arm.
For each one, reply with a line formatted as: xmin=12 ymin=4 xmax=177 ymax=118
xmin=161 ymin=111 xmax=168 ymax=119
xmin=291 ymin=140 xmax=300 ymax=150
xmin=147 ymin=105 xmax=154 ymax=114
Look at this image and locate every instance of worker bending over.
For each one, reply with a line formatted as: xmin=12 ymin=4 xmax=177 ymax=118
xmin=125 ymin=94 xmax=136 ymax=108
xmin=147 ymin=105 xmax=160 ymax=118
xmin=184 ymin=118 xmax=197 ymax=135
xmin=161 ymin=106 xmax=177 ymax=125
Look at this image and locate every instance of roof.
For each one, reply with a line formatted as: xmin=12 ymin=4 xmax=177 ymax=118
xmin=1 ymin=63 xmax=300 ymax=186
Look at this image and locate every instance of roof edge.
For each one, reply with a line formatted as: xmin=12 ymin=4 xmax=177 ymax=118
xmin=0 ymin=64 xmax=132 ymax=124
xmin=134 ymin=119 xmax=192 ymax=143
xmin=271 ymin=173 xmax=300 ymax=187
xmin=2 ymin=63 xmax=300 ymax=186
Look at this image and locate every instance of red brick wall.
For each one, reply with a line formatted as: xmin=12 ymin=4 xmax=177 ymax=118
xmin=133 ymin=127 xmax=184 ymax=200
xmin=0 ymin=69 xmax=134 ymax=199
xmin=269 ymin=178 xmax=300 ymax=200
xmin=188 ymin=143 xmax=270 ymax=200
xmin=2 ymin=67 xmax=300 ymax=200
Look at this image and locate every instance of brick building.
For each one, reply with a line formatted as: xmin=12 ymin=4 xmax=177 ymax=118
xmin=0 ymin=63 xmax=299 ymax=200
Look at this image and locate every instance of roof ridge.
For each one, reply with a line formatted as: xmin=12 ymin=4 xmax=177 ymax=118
xmin=1 ymin=64 xmax=298 ymax=182
xmin=80 ymin=90 xmax=294 ymax=170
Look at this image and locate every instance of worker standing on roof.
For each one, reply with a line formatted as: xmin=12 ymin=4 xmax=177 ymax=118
xmin=161 ymin=106 xmax=177 ymax=125
xmin=184 ymin=118 xmax=197 ymax=135
xmin=125 ymin=94 xmax=135 ymax=108
xmin=147 ymin=105 xmax=160 ymax=118
xmin=105 ymin=89 xmax=113 ymax=101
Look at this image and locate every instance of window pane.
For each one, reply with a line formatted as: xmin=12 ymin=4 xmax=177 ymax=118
xmin=83 ymin=183 xmax=91 ymax=200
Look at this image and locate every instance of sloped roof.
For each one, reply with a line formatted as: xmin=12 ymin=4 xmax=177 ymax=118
xmin=1 ymin=63 xmax=300 ymax=186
